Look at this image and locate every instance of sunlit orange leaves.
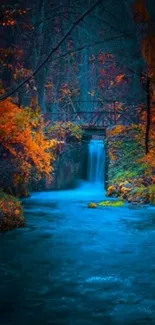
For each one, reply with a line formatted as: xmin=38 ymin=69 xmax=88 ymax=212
xmin=107 ymin=125 xmax=127 ymax=137
xmin=0 ymin=192 xmax=25 ymax=232
xmin=0 ymin=99 xmax=57 ymax=183
xmin=142 ymin=149 xmax=155 ymax=168
xmin=0 ymin=8 xmax=28 ymax=27
xmin=0 ymin=19 xmax=16 ymax=27
xmin=115 ymin=74 xmax=125 ymax=84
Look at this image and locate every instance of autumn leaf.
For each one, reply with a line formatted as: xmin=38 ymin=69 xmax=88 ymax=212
xmin=115 ymin=74 xmax=125 ymax=84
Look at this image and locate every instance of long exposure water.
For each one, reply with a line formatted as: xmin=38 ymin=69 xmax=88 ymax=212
xmin=1 ymin=183 xmax=155 ymax=324
xmin=88 ymin=139 xmax=105 ymax=190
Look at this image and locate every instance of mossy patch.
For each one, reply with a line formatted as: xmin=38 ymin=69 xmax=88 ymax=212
xmin=88 ymin=200 xmax=124 ymax=208
xmin=98 ymin=200 xmax=124 ymax=207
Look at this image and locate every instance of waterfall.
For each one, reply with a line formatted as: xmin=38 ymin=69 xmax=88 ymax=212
xmin=88 ymin=139 xmax=105 ymax=189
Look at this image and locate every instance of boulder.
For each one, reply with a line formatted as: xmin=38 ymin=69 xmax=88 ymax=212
xmin=88 ymin=202 xmax=97 ymax=208
xmin=107 ymin=185 xmax=119 ymax=197
xmin=119 ymin=181 xmax=133 ymax=199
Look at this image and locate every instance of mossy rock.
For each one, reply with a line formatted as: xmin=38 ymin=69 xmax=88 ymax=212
xmin=107 ymin=185 xmax=119 ymax=197
xmin=119 ymin=181 xmax=133 ymax=199
xmin=98 ymin=200 xmax=124 ymax=207
xmin=0 ymin=191 xmax=25 ymax=232
xmin=120 ymin=181 xmax=132 ymax=189
xmin=88 ymin=202 xmax=97 ymax=208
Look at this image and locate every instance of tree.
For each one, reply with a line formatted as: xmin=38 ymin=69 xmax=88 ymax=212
xmin=132 ymin=0 xmax=155 ymax=154
xmin=0 ymin=97 xmax=57 ymax=194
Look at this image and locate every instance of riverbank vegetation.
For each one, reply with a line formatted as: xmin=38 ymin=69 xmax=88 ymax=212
xmin=0 ymin=97 xmax=57 ymax=231
xmin=106 ymin=122 xmax=155 ymax=204
xmin=0 ymin=97 xmax=83 ymax=231
xmin=0 ymin=191 xmax=25 ymax=232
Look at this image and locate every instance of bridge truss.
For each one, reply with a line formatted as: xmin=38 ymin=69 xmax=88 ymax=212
xmin=44 ymin=100 xmax=143 ymax=127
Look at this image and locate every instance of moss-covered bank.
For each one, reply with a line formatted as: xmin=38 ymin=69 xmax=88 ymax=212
xmin=106 ymin=125 xmax=155 ymax=205
xmin=88 ymin=200 xmax=124 ymax=208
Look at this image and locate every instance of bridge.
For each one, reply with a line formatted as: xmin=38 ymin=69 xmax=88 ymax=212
xmin=44 ymin=108 xmax=139 ymax=128
xmin=44 ymin=98 xmax=142 ymax=128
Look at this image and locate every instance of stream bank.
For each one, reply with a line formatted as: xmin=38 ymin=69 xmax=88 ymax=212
xmin=106 ymin=125 xmax=155 ymax=205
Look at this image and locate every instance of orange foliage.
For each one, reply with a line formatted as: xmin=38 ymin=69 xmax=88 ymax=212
xmin=0 ymin=192 xmax=25 ymax=232
xmin=132 ymin=0 xmax=150 ymax=23
xmin=133 ymin=0 xmax=155 ymax=82
xmin=108 ymin=125 xmax=126 ymax=136
xmin=0 ymin=8 xmax=28 ymax=27
xmin=0 ymin=99 xmax=57 ymax=183
xmin=45 ymin=121 xmax=83 ymax=142
xmin=115 ymin=74 xmax=125 ymax=84
xmin=142 ymin=149 xmax=155 ymax=168
xmin=133 ymin=0 xmax=155 ymax=168
xmin=142 ymin=105 xmax=155 ymax=168
xmin=142 ymin=36 xmax=155 ymax=73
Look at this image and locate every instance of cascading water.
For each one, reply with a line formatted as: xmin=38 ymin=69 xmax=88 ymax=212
xmin=87 ymin=139 xmax=105 ymax=189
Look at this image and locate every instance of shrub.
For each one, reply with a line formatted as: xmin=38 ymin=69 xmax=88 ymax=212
xmin=0 ymin=192 xmax=25 ymax=232
xmin=127 ymin=186 xmax=149 ymax=204
xmin=149 ymin=185 xmax=155 ymax=205
xmin=0 ymin=99 xmax=57 ymax=193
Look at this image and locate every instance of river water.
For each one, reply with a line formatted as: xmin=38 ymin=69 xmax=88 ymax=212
xmin=1 ymin=183 xmax=155 ymax=325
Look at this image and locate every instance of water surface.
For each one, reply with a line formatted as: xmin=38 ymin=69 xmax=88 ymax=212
xmin=1 ymin=185 xmax=155 ymax=325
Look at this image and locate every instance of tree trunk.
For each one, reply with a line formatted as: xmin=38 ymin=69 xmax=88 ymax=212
xmin=36 ymin=68 xmax=47 ymax=113
xmin=145 ymin=76 xmax=151 ymax=155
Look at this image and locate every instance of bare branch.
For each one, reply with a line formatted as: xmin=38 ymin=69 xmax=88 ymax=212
xmin=0 ymin=0 xmax=104 ymax=101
